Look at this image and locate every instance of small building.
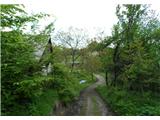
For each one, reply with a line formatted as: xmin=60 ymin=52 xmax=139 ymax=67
xmin=36 ymin=38 xmax=53 ymax=75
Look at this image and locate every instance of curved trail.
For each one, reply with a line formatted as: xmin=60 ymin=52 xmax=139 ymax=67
xmin=54 ymin=74 xmax=113 ymax=116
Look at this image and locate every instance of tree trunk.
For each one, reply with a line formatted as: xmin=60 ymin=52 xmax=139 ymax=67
xmin=112 ymin=42 xmax=120 ymax=86
xmin=105 ymin=70 xmax=108 ymax=86
xmin=71 ymin=50 xmax=75 ymax=72
xmin=91 ymin=73 xmax=94 ymax=81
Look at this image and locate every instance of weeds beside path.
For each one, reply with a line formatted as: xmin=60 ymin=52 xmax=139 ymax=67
xmin=54 ymin=74 xmax=113 ymax=116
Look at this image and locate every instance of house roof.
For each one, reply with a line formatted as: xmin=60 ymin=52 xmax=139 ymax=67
xmin=39 ymin=38 xmax=53 ymax=63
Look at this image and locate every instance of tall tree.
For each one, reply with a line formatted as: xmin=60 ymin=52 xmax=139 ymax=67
xmin=54 ymin=27 xmax=88 ymax=72
xmin=1 ymin=4 xmax=54 ymax=114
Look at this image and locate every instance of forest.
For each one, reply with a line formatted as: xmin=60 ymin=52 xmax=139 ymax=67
xmin=1 ymin=4 xmax=160 ymax=116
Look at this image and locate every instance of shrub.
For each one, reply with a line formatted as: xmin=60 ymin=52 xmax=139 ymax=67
xmin=96 ymin=85 xmax=160 ymax=115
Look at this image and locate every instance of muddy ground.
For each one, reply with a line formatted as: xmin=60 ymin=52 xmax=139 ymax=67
xmin=53 ymin=74 xmax=113 ymax=116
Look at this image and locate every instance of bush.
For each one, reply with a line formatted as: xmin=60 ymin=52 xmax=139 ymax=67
xmin=28 ymin=89 xmax=58 ymax=115
xmin=14 ymin=76 xmax=54 ymax=99
xmin=96 ymin=85 xmax=160 ymax=115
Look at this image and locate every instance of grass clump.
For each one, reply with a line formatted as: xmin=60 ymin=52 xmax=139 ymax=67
xmin=96 ymin=85 xmax=160 ymax=115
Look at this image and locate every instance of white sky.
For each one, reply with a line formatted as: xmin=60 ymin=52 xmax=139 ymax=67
xmin=26 ymin=1 xmax=160 ymax=38
xmin=1 ymin=0 xmax=160 ymax=38
xmin=23 ymin=0 xmax=118 ymax=38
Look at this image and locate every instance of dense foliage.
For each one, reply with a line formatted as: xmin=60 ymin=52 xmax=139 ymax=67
xmin=1 ymin=4 xmax=160 ymax=116
xmin=98 ymin=4 xmax=160 ymax=91
xmin=1 ymin=4 xmax=48 ymax=115
xmin=1 ymin=5 xmax=94 ymax=115
xmin=97 ymin=86 xmax=160 ymax=115
xmin=97 ymin=4 xmax=160 ymax=115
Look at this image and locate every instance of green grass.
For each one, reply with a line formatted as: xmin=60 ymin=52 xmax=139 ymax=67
xmin=29 ymin=70 xmax=95 ymax=115
xmin=80 ymin=97 xmax=88 ymax=115
xmin=96 ymin=85 xmax=160 ymax=116
xmin=92 ymin=96 xmax=101 ymax=115
xmin=72 ymin=70 xmax=96 ymax=94
xmin=4 ymin=70 xmax=95 ymax=116
xmin=29 ymin=89 xmax=58 ymax=115
xmin=5 ymin=88 xmax=58 ymax=116
xmin=97 ymin=72 xmax=106 ymax=78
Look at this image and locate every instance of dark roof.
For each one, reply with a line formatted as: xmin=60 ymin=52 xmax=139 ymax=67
xmin=39 ymin=37 xmax=53 ymax=65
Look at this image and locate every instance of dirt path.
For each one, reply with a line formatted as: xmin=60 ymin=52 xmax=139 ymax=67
xmin=53 ymin=74 xmax=113 ymax=116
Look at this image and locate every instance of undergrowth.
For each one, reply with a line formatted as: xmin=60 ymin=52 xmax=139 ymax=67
xmin=3 ymin=67 xmax=95 ymax=115
xmin=96 ymin=85 xmax=160 ymax=116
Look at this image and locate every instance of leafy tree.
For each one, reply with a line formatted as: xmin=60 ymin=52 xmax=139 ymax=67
xmin=1 ymin=4 xmax=54 ymax=115
xmin=101 ymin=4 xmax=160 ymax=92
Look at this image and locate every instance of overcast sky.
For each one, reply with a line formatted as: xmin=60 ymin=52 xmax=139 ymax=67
xmin=24 ymin=1 xmax=160 ymax=38
xmin=1 ymin=0 xmax=160 ymax=38
xmin=23 ymin=0 xmax=118 ymax=38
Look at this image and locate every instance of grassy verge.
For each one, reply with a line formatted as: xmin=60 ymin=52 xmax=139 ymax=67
xmin=31 ymin=70 xmax=95 ymax=115
xmin=72 ymin=70 xmax=96 ymax=94
xmin=92 ymin=96 xmax=101 ymax=115
xmin=96 ymin=85 xmax=160 ymax=116
xmin=7 ymin=89 xmax=58 ymax=116
xmin=9 ymin=70 xmax=95 ymax=115
xmin=8 ymin=89 xmax=58 ymax=116
xmin=28 ymin=89 xmax=58 ymax=115
xmin=97 ymin=72 xmax=106 ymax=78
